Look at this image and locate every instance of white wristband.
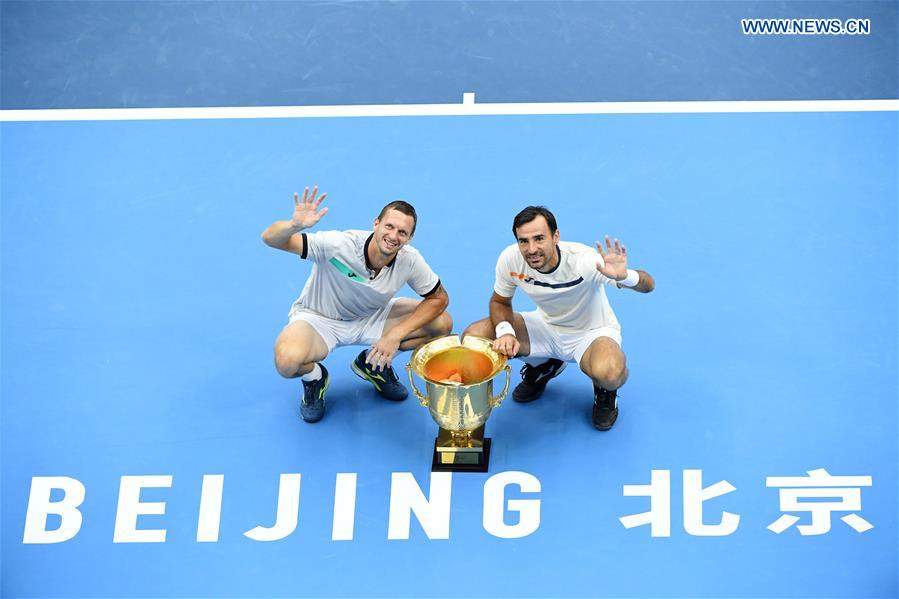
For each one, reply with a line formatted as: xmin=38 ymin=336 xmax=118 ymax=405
xmin=495 ymin=321 xmax=516 ymax=338
xmin=618 ymin=269 xmax=640 ymax=287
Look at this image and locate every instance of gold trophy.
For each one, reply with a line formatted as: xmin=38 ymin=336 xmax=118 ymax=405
xmin=406 ymin=335 xmax=511 ymax=472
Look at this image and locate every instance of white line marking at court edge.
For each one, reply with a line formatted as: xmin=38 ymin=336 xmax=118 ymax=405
xmin=1 ymin=97 xmax=897 ymax=122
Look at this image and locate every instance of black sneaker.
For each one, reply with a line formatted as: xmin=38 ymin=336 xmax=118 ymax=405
xmin=592 ymin=386 xmax=618 ymax=431
xmin=300 ymin=364 xmax=329 ymax=423
xmin=512 ymin=358 xmax=567 ymax=403
xmin=351 ymin=350 xmax=408 ymax=401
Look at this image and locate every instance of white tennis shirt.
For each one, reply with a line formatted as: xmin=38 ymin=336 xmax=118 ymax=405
xmin=290 ymin=229 xmax=441 ymax=321
xmin=493 ymin=241 xmax=621 ymax=332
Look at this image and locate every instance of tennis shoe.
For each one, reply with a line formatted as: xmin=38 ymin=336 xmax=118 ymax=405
xmin=512 ymin=358 xmax=567 ymax=403
xmin=592 ymin=386 xmax=618 ymax=431
xmin=300 ymin=364 xmax=329 ymax=423
xmin=351 ymin=350 xmax=408 ymax=401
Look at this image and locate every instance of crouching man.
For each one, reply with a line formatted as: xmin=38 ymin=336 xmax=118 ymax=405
xmin=262 ymin=186 xmax=452 ymax=422
xmin=464 ymin=206 xmax=653 ymax=430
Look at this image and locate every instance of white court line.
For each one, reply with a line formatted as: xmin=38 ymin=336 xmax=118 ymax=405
xmin=1 ymin=95 xmax=897 ymax=122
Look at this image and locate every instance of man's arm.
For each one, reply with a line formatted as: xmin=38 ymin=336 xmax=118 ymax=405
xmin=261 ymin=220 xmax=306 ymax=255
xmin=385 ymin=286 xmax=450 ymax=342
xmin=489 ymin=292 xmax=520 ymax=357
xmin=367 ymin=286 xmax=450 ymax=370
xmin=617 ymin=269 xmax=655 ymax=293
xmin=489 ymin=292 xmax=515 ymax=329
xmin=261 ymin=187 xmax=328 ymax=255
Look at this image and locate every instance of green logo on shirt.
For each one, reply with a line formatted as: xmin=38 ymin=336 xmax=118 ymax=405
xmin=329 ymin=257 xmax=366 ymax=284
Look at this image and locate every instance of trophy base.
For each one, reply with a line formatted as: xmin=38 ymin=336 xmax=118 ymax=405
xmin=431 ymin=438 xmax=492 ymax=473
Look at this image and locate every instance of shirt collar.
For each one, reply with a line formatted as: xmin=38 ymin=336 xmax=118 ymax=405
xmin=536 ymin=245 xmax=563 ymax=274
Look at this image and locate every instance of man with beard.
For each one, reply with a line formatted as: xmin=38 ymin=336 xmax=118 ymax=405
xmin=262 ymin=186 xmax=452 ymax=423
xmin=463 ymin=206 xmax=654 ymax=430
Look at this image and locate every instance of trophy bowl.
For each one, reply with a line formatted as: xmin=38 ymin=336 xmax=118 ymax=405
xmin=406 ymin=335 xmax=511 ymax=472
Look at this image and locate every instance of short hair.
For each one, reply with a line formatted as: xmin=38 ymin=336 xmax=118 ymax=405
xmin=512 ymin=206 xmax=558 ymax=238
xmin=378 ymin=200 xmax=417 ymax=235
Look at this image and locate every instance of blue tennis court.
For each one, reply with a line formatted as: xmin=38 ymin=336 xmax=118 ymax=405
xmin=2 ymin=1 xmax=898 ymax=597
xmin=2 ymin=110 xmax=896 ymax=597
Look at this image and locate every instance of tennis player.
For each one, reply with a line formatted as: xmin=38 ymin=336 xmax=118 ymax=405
xmin=262 ymin=186 xmax=452 ymax=422
xmin=464 ymin=206 xmax=654 ymax=430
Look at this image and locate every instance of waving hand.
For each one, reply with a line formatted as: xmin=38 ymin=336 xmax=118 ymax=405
xmin=595 ymin=235 xmax=628 ymax=281
xmin=291 ymin=186 xmax=329 ymax=230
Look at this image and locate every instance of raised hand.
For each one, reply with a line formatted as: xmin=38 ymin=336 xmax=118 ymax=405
xmin=290 ymin=186 xmax=329 ymax=230
xmin=595 ymin=235 xmax=628 ymax=281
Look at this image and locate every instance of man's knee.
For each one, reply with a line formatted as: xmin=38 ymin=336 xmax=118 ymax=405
xmin=581 ymin=343 xmax=627 ymax=389
xmin=592 ymin=361 xmax=627 ymax=389
xmin=435 ymin=311 xmax=453 ymax=336
xmin=274 ymin=341 xmax=317 ymax=378
xmin=274 ymin=344 xmax=300 ymax=378
xmin=273 ymin=321 xmax=329 ymax=378
xmin=414 ymin=311 xmax=453 ymax=342
xmin=463 ymin=318 xmax=493 ymax=339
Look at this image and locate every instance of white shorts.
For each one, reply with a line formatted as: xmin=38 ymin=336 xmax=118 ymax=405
xmin=521 ymin=310 xmax=622 ymax=366
xmin=286 ymin=298 xmax=400 ymax=352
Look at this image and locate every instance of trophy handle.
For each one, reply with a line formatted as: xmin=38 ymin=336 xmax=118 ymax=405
xmin=406 ymin=363 xmax=429 ymax=406
xmin=490 ymin=364 xmax=512 ymax=407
